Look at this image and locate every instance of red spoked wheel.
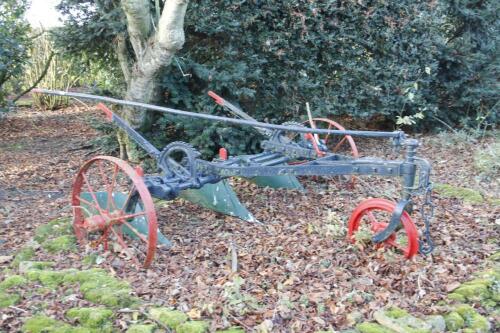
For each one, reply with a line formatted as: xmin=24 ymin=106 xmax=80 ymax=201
xmin=347 ymin=198 xmax=419 ymax=259
xmin=302 ymin=118 xmax=359 ymax=187
xmin=71 ymin=156 xmax=158 ymax=268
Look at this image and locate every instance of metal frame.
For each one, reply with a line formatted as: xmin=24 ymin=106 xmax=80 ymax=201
xmin=34 ymin=89 xmax=435 ymax=254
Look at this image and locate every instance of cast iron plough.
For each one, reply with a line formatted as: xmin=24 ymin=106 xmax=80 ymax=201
xmin=34 ymin=89 xmax=435 ymax=268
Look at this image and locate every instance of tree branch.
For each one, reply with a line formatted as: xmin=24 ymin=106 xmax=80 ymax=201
xmin=12 ymin=51 xmax=55 ymax=103
xmin=121 ymin=0 xmax=152 ymax=59
xmin=157 ymin=0 xmax=189 ymax=51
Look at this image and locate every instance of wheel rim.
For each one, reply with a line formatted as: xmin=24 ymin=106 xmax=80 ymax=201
xmin=347 ymin=198 xmax=419 ymax=259
xmin=301 ymin=118 xmax=359 ymax=186
xmin=71 ymin=156 xmax=158 ymax=268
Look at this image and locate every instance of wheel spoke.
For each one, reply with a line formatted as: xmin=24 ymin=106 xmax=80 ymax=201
xmin=120 ymin=185 xmax=137 ymax=212
xmin=76 ymin=196 xmax=103 ymax=213
xmin=332 ymin=137 xmax=348 ymax=153
xmin=366 ymin=211 xmax=379 ymax=226
xmin=121 ymin=220 xmax=148 ymax=243
xmin=110 ymin=211 xmax=147 ymax=223
xmin=81 ymin=173 xmax=106 ymax=215
xmin=110 ymin=227 xmax=140 ymax=266
xmin=385 ymin=238 xmax=408 ymax=255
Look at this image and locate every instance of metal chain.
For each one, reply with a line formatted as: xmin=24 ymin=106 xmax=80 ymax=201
xmin=419 ymin=182 xmax=435 ymax=254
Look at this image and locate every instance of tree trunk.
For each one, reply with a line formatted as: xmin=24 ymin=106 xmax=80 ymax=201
xmin=118 ymin=0 xmax=189 ymax=161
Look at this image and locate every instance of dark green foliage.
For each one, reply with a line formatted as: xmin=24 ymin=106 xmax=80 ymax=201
xmin=0 ymin=0 xmax=30 ymax=107
xmin=437 ymin=0 xmax=499 ymax=129
xmin=55 ymin=0 xmax=499 ymax=158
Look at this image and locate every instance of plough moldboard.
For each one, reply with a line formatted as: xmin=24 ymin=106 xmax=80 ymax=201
xmin=34 ymin=88 xmax=435 ymax=268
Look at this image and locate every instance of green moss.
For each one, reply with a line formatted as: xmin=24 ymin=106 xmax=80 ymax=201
xmin=474 ymin=142 xmax=500 ymax=177
xmin=126 ymin=324 xmax=157 ymax=333
xmin=453 ymin=283 xmax=490 ymax=301
xmin=455 ymin=305 xmax=491 ymax=332
xmin=37 ymin=270 xmax=65 ymax=288
xmin=34 ymin=218 xmax=73 ymax=244
xmin=66 ymin=307 xmax=113 ymax=328
xmin=175 ymin=321 xmax=210 ymax=333
xmin=448 ymin=293 xmax=466 ymax=302
xmin=22 ymin=315 xmax=72 ymax=333
xmin=83 ymin=287 xmax=138 ymax=308
xmin=42 ymin=235 xmax=77 ymax=253
xmin=356 ymin=322 xmax=394 ymax=333
xmin=445 ymin=312 xmax=465 ymax=331
xmin=0 ymin=291 xmax=20 ymax=308
xmin=148 ymin=308 xmax=188 ymax=329
xmin=0 ymin=275 xmax=27 ymax=290
xmin=433 ymin=183 xmax=484 ymax=204
xmin=215 ymin=328 xmax=245 ymax=333
xmin=19 ymin=261 xmax=56 ymax=274
xmin=489 ymin=252 xmax=500 ymax=261
xmin=385 ymin=307 xmax=409 ymax=319
xmin=11 ymin=247 xmax=35 ymax=268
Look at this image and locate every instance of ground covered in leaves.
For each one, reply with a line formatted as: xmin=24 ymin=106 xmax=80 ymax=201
xmin=0 ymin=106 xmax=498 ymax=332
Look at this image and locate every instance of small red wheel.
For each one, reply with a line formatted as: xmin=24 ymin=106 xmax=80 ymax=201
xmin=347 ymin=198 xmax=419 ymax=259
xmin=71 ymin=156 xmax=158 ymax=268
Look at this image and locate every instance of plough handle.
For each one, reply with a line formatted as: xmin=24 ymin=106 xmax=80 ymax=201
xmin=96 ymin=103 xmax=161 ymax=159
xmin=208 ymin=91 xmax=272 ymax=137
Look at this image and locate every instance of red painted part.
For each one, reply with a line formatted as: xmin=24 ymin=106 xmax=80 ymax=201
xmin=219 ymin=147 xmax=228 ymax=160
xmin=309 ymin=118 xmax=359 ymax=157
xmin=347 ymin=198 xmax=419 ymax=259
xmin=96 ymin=103 xmax=114 ymax=121
xmin=208 ymin=91 xmax=225 ymax=106
xmin=135 ymin=166 xmax=144 ymax=177
xmin=71 ymin=156 xmax=158 ymax=268
xmin=304 ymin=133 xmax=326 ymax=157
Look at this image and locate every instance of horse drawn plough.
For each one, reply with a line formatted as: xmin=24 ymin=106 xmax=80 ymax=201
xmin=34 ymin=89 xmax=435 ymax=268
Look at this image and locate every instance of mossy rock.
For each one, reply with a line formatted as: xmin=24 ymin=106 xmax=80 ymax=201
xmin=148 ymin=308 xmax=188 ymax=329
xmin=424 ymin=315 xmax=446 ymax=333
xmin=448 ymin=293 xmax=466 ymax=302
xmin=175 ymin=321 xmax=210 ymax=333
xmin=384 ymin=307 xmax=409 ymax=319
xmin=453 ymin=283 xmax=490 ymax=301
xmin=126 ymin=324 xmax=157 ymax=333
xmin=27 ymin=270 xmax=65 ymax=289
xmin=66 ymin=307 xmax=114 ymax=328
xmin=11 ymin=247 xmax=35 ymax=268
xmin=356 ymin=322 xmax=395 ymax=333
xmin=433 ymin=183 xmax=484 ymax=204
xmin=34 ymin=217 xmax=73 ymax=243
xmin=19 ymin=261 xmax=55 ymax=273
xmin=0 ymin=291 xmax=20 ymax=308
xmin=42 ymin=235 xmax=77 ymax=253
xmin=22 ymin=315 xmax=72 ymax=333
xmin=0 ymin=275 xmax=27 ymax=290
xmin=445 ymin=312 xmax=464 ymax=331
xmin=454 ymin=305 xmax=491 ymax=332
xmin=215 ymin=327 xmax=245 ymax=333
xmin=83 ymin=287 xmax=138 ymax=308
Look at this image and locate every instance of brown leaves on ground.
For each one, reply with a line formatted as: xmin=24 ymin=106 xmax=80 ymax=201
xmin=0 ymin=106 xmax=498 ymax=332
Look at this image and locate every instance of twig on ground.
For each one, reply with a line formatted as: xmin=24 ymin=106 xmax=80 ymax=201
xmin=230 ymin=240 xmax=238 ymax=273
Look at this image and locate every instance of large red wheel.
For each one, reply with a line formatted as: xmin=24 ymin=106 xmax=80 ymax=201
xmin=71 ymin=156 xmax=158 ymax=268
xmin=347 ymin=198 xmax=419 ymax=259
xmin=300 ymin=118 xmax=359 ymax=187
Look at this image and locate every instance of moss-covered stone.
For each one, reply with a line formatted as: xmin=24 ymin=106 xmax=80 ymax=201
xmin=433 ymin=183 xmax=484 ymax=204
xmin=453 ymin=283 xmax=490 ymax=301
xmin=11 ymin=247 xmax=35 ymax=268
xmin=19 ymin=261 xmax=55 ymax=273
xmin=42 ymin=235 xmax=77 ymax=253
xmin=126 ymin=324 xmax=157 ymax=333
xmin=448 ymin=293 xmax=466 ymax=302
xmin=148 ymin=308 xmax=188 ymax=329
xmin=66 ymin=307 xmax=113 ymax=328
xmin=175 ymin=321 xmax=210 ymax=333
xmin=356 ymin=322 xmax=395 ymax=333
xmin=34 ymin=218 xmax=73 ymax=243
xmin=424 ymin=315 xmax=446 ymax=333
xmin=455 ymin=305 xmax=491 ymax=332
xmin=22 ymin=315 xmax=72 ymax=333
xmin=0 ymin=275 xmax=27 ymax=290
xmin=215 ymin=328 xmax=245 ymax=333
xmin=445 ymin=312 xmax=464 ymax=331
xmin=28 ymin=270 xmax=65 ymax=288
xmin=0 ymin=291 xmax=20 ymax=308
xmin=83 ymin=287 xmax=138 ymax=308
xmin=385 ymin=307 xmax=409 ymax=319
